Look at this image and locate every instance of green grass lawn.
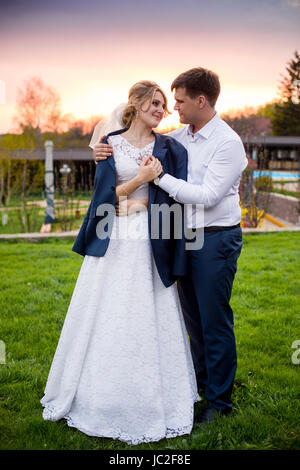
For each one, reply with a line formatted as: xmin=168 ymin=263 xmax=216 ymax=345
xmin=0 ymin=232 xmax=299 ymax=450
xmin=273 ymin=189 xmax=300 ymax=199
xmin=6 ymin=190 xmax=93 ymax=207
xmin=0 ymin=208 xmax=89 ymax=235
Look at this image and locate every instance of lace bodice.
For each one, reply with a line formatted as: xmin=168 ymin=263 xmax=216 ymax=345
xmin=108 ymin=134 xmax=155 ymax=200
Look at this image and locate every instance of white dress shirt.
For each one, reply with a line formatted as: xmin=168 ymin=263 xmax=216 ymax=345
xmin=160 ymin=113 xmax=248 ymax=228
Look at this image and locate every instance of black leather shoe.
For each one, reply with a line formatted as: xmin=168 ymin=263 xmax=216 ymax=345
xmin=195 ymin=405 xmax=231 ymax=425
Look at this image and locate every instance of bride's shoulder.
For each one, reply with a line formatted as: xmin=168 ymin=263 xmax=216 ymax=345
xmin=107 ymin=134 xmax=125 ymax=150
xmin=155 ymin=132 xmax=187 ymax=155
xmin=107 ymin=134 xmax=121 ymax=143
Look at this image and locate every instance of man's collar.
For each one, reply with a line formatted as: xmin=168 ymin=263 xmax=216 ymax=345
xmin=187 ymin=112 xmax=220 ymax=140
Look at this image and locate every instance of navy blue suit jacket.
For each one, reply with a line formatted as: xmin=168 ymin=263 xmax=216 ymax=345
xmin=72 ymin=128 xmax=188 ymax=287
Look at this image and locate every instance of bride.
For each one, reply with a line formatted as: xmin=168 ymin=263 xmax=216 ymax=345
xmin=41 ymin=80 xmax=200 ymax=445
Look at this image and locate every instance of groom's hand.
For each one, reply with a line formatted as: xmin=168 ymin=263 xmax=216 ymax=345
xmin=93 ymin=136 xmax=113 ymax=161
xmin=143 ymin=155 xmax=163 ymax=175
xmin=143 ymin=155 xmax=153 ymax=166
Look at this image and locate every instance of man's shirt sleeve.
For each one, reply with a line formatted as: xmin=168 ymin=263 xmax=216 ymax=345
xmin=159 ymin=139 xmax=248 ymax=208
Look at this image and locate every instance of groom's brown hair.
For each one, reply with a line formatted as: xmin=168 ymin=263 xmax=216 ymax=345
xmin=171 ymin=67 xmax=220 ymax=107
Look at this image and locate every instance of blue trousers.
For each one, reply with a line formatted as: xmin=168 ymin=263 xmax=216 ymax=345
xmin=177 ymin=227 xmax=243 ymax=411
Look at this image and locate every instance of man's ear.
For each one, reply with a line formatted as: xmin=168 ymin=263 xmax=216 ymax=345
xmin=197 ymin=95 xmax=206 ymax=109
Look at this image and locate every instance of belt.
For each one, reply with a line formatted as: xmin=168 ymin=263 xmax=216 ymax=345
xmin=189 ymin=223 xmax=241 ymax=233
xmin=204 ymin=223 xmax=240 ymax=232
xmin=190 ymin=223 xmax=240 ymax=233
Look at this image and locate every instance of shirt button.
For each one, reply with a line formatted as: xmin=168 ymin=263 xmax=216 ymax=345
xmin=111 ymin=185 xmax=115 ymax=191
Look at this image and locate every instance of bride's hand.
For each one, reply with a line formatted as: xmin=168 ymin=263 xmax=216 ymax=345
xmin=115 ymin=199 xmax=127 ymax=216
xmin=116 ymin=198 xmax=148 ymax=216
xmin=137 ymin=157 xmax=162 ymax=183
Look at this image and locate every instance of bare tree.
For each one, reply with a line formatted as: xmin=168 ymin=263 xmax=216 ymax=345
xmin=15 ymin=76 xmax=63 ymax=135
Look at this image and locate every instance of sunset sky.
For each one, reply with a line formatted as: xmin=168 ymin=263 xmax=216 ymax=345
xmin=0 ymin=0 xmax=299 ymax=133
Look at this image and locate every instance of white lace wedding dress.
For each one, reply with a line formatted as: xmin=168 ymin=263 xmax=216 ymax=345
xmin=41 ymin=134 xmax=200 ymax=445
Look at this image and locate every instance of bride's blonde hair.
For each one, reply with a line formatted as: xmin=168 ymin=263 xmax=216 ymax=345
xmin=122 ymin=81 xmax=170 ymax=128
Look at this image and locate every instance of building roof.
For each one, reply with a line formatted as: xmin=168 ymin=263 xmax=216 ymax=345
xmin=8 ymin=148 xmax=92 ymax=161
xmin=242 ymin=136 xmax=300 ymax=146
xmin=3 ymin=135 xmax=300 ymax=161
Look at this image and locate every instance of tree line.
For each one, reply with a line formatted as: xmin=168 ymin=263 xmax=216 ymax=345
xmin=221 ymin=50 xmax=300 ymax=137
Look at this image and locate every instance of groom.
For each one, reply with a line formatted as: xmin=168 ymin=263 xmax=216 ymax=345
xmin=93 ymin=67 xmax=248 ymax=424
